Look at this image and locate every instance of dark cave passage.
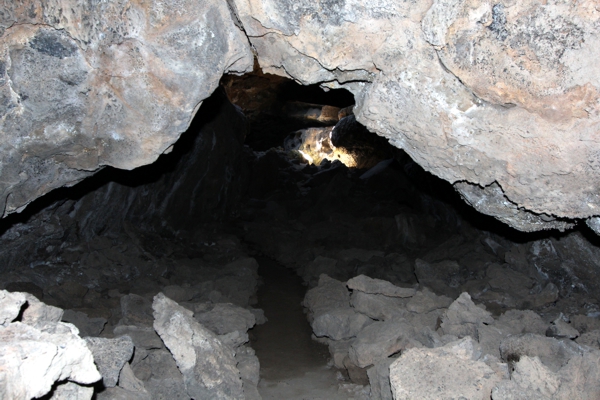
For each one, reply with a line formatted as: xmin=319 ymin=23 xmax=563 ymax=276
xmin=2 ymin=70 xmax=600 ymax=400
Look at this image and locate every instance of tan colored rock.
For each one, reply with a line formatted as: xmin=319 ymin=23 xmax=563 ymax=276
xmin=0 ymin=0 xmax=252 ymax=216
xmin=232 ymin=0 xmax=600 ymax=231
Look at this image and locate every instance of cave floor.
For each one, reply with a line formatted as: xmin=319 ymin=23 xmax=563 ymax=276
xmin=251 ymin=256 xmax=360 ymax=399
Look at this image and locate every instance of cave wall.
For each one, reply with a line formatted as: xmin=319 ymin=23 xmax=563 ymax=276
xmin=0 ymin=88 xmax=248 ymax=273
xmin=0 ymin=0 xmax=252 ymax=216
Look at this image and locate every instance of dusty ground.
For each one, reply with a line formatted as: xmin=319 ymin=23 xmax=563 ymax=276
xmin=251 ymin=257 xmax=366 ymax=400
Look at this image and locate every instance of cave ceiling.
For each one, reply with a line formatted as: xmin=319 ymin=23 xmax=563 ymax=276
xmin=1 ymin=0 xmax=599 ymax=233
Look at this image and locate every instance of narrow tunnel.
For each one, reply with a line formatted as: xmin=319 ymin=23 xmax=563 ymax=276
xmin=2 ymin=65 xmax=600 ymax=400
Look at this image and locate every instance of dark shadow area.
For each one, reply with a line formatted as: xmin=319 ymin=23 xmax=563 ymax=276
xmin=0 ymin=89 xmax=228 ymax=237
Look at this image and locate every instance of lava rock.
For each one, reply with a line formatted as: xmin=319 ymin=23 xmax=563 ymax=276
xmin=85 ymin=336 xmax=134 ymax=388
xmin=195 ymin=303 xmax=256 ymax=335
xmin=0 ymin=321 xmax=101 ymax=399
xmin=0 ymin=290 xmax=26 ymax=326
xmin=350 ymin=291 xmax=409 ymax=321
xmin=63 ymin=309 xmax=107 ymax=337
xmin=390 ymin=337 xmax=501 ymax=400
xmin=152 ymin=293 xmax=243 ymax=399
xmin=406 ymin=288 xmax=453 ymax=313
xmin=440 ymin=292 xmax=494 ymax=338
xmin=347 ymin=274 xmax=415 ymax=298
xmin=499 ymin=333 xmax=586 ymax=372
xmin=349 ymin=320 xmax=418 ymax=368
xmin=546 ymin=316 xmax=580 ymax=339
xmin=311 ymin=308 xmax=373 ymax=340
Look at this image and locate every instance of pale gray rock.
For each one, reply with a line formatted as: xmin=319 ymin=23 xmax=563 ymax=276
xmin=152 ymin=293 xmax=243 ymax=399
xmin=576 ymin=330 xmax=600 ymax=350
xmin=0 ymin=321 xmax=100 ymax=399
xmin=249 ymin=307 xmax=268 ymax=325
xmin=96 ymin=386 xmax=151 ymax=400
xmin=553 ymin=349 xmax=600 ymax=400
xmin=347 ymin=275 xmax=415 ymax=298
xmin=440 ymin=292 xmax=494 ymax=338
xmin=235 ymin=346 xmax=260 ymax=386
xmin=367 ymin=357 xmax=396 ymax=400
xmin=478 ymin=323 xmax=509 ymax=359
xmin=195 ymin=302 xmax=256 ymax=335
xmin=232 ymin=0 xmax=600 ymax=234
xmin=499 ymin=333 xmax=587 ymax=373
xmin=21 ymin=293 xmax=63 ymax=328
xmin=0 ymin=290 xmax=26 ymax=326
xmin=48 ymin=381 xmax=94 ymax=400
xmin=312 ymin=308 xmax=373 ymax=340
xmin=497 ymin=310 xmax=548 ymax=336
xmin=546 ymin=316 xmax=580 ymax=339
xmin=131 ymin=348 xmax=183 ymax=386
xmin=492 ymin=380 xmax=551 ymax=400
xmin=406 ymin=288 xmax=453 ymax=313
xmin=85 ymin=336 xmax=134 ymax=388
xmin=350 ymin=291 xmax=408 ymax=321
xmin=390 ymin=337 xmax=502 ymax=400
xmin=303 ymin=274 xmax=350 ymax=317
xmin=0 ymin=0 xmax=253 ymax=217
xmin=349 ymin=320 xmax=417 ymax=368
xmin=218 ymin=330 xmax=250 ymax=349
xmin=118 ymin=363 xmax=150 ymax=398
xmin=509 ymin=356 xmax=559 ymax=398
xmin=63 ymin=309 xmax=107 ymax=337
xmin=327 ymin=338 xmax=354 ymax=369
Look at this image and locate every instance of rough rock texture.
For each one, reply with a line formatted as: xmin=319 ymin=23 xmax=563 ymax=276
xmin=232 ymin=0 xmax=600 ymax=230
xmin=0 ymin=320 xmax=101 ymax=399
xmin=85 ymin=336 xmax=134 ymax=388
xmin=390 ymin=337 xmax=502 ymax=400
xmin=0 ymin=0 xmax=252 ymax=216
xmin=152 ymin=292 xmax=244 ymax=399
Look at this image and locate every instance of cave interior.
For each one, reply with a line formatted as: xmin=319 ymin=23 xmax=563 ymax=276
xmin=3 ymin=67 xmax=600 ymax=400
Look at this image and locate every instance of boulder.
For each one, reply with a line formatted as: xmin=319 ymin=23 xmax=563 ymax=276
xmin=20 ymin=293 xmax=64 ymax=328
xmin=367 ymin=357 xmax=396 ymax=400
xmin=546 ymin=316 xmax=580 ymax=339
xmin=499 ymin=333 xmax=586 ymax=372
xmin=350 ymin=291 xmax=408 ymax=321
xmin=303 ymin=274 xmax=350 ymax=316
xmin=349 ymin=320 xmax=417 ymax=368
xmin=62 ymin=309 xmax=107 ymax=337
xmin=312 ymin=308 xmax=373 ymax=340
xmin=195 ymin=303 xmax=256 ymax=335
xmin=0 ymin=290 xmax=26 ymax=326
xmin=406 ymin=288 xmax=453 ymax=314
xmin=153 ymin=293 xmax=243 ymax=399
xmin=85 ymin=336 xmax=134 ymax=388
xmin=390 ymin=338 xmax=502 ymax=400
xmin=497 ymin=309 xmax=548 ymax=336
xmin=347 ymin=275 xmax=415 ymax=298
xmin=0 ymin=321 xmax=100 ymax=399
xmin=553 ymin=349 xmax=600 ymax=399
xmin=48 ymin=381 xmax=95 ymax=400
xmin=440 ymin=292 xmax=494 ymax=338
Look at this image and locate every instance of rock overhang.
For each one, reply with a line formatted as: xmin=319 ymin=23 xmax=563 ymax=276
xmin=1 ymin=0 xmax=600 ymax=234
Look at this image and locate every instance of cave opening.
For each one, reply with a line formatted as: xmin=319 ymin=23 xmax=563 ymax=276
xmin=3 ymin=67 xmax=600 ymax=400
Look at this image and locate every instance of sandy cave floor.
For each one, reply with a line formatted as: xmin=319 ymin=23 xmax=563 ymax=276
xmin=251 ymin=257 xmax=365 ymax=400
